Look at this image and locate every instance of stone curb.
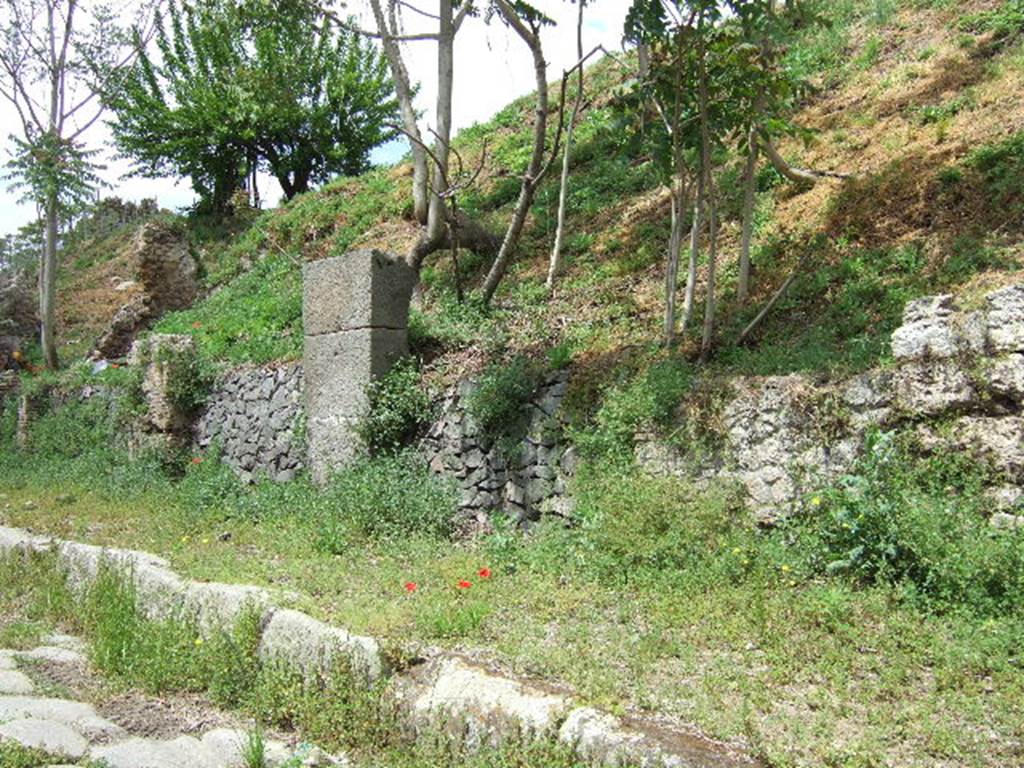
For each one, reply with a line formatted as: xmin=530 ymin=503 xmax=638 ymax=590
xmin=0 ymin=525 xmax=759 ymax=767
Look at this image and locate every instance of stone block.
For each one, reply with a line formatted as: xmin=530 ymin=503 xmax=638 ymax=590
xmin=0 ymin=717 xmax=89 ymax=760
xmin=182 ymin=581 xmax=272 ymax=632
xmin=987 ymin=354 xmax=1024 ymax=402
xmin=307 ymin=413 xmax=361 ymax=483
xmin=304 ymin=328 xmax=407 ymax=414
xmin=0 ymin=697 xmax=125 ymax=742
xmin=303 ymin=249 xmax=415 ymax=336
xmin=258 ymin=608 xmax=382 ymax=684
xmin=305 ymin=327 xmax=408 ymax=483
xmin=986 ymin=284 xmax=1024 ymax=353
xmin=893 ymin=360 xmax=976 ymax=416
xmin=396 ymin=655 xmax=574 ymax=749
xmin=949 ymin=416 xmax=1024 ymax=478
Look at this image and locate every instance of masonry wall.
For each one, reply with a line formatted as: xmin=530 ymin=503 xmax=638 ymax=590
xmin=194 ymin=363 xmax=304 ymax=483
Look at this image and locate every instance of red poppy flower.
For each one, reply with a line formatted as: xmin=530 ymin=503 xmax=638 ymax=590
xmin=478 ymin=568 xmax=492 ymax=579
xmin=192 ymin=322 xmax=203 ymax=329
xmin=457 ymin=580 xmax=472 ymax=589
xmin=404 ymin=582 xmax=417 ymax=593
xmin=191 ymin=456 xmax=203 ymax=465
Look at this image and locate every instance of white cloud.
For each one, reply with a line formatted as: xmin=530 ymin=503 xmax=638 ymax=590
xmin=0 ymin=0 xmax=630 ymax=237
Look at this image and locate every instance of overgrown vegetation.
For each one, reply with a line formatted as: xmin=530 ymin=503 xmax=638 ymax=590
xmin=0 ymin=551 xmax=613 ymax=766
xmin=3 ymin=407 xmax=1024 ymax=765
xmin=792 ymin=431 xmax=1024 ymax=617
xmin=4 ymin=1 xmax=1024 ymax=765
xmin=358 ymin=357 xmax=434 ymax=454
xmin=466 ymin=356 xmax=542 ymax=442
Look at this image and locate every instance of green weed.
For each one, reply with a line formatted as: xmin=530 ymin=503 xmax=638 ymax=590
xmin=466 ymin=356 xmax=542 ymax=442
xmin=790 ymin=431 xmax=1024 ymax=616
xmin=313 ymin=453 xmax=456 ymax=551
xmin=359 ymin=357 xmax=434 ymax=455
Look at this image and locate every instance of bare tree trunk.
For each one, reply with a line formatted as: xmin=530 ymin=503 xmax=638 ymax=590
xmin=426 ymin=0 xmax=454 ymax=244
xmin=738 ymin=255 xmax=808 ymax=345
xmin=481 ymin=1 xmax=550 ymax=304
xmin=404 ymin=0 xmax=463 ymax=270
xmin=663 ymin=186 xmax=685 ymax=346
xmin=545 ymin=0 xmax=585 ymax=292
xmin=680 ymin=189 xmax=703 ymax=337
xmin=700 ymin=186 xmax=718 ymax=360
xmin=759 ymin=137 xmax=850 ymax=184
xmin=41 ymin=191 xmax=59 ymax=369
xmin=737 ymin=128 xmax=758 ymax=304
xmin=697 ymin=27 xmax=716 ymax=360
xmin=369 ymin=0 xmax=430 ymax=225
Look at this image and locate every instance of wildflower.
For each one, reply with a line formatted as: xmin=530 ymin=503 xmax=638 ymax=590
xmin=192 ymin=322 xmax=202 ymax=329
xmin=181 ymin=536 xmax=190 ymax=544
xmin=194 ymin=637 xmax=204 ymax=647
xmin=811 ymin=496 xmax=822 ymax=507
xmin=191 ymin=456 xmax=203 ymax=465
xmin=201 ymin=538 xmax=209 ymax=545
xmin=457 ymin=580 xmax=472 ymax=589
xmin=781 ymin=564 xmax=791 ymax=573
xmin=404 ymin=582 xmax=418 ymax=593
xmin=731 ymin=547 xmax=742 ymax=556
xmin=478 ymin=567 xmax=492 ymax=579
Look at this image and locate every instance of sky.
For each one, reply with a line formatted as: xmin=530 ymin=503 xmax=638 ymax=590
xmin=0 ymin=0 xmax=631 ymax=238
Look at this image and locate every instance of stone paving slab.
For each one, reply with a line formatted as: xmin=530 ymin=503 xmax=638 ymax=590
xmin=89 ymin=729 xmax=297 ymax=768
xmin=0 ymin=668 xmax=36 ymax=694
xmin=0 ymin=695 xmax=125 ymax=741
xmin=0 ymin=716 xmax=89 ymax=760
xmin=16 ymin=645 xmax=87 ymax=665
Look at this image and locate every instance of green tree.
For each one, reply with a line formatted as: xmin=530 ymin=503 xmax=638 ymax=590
xmin=108 ymin=0 xmax=399 ymax=210
xmin=624 ymin=0 xmax=805 ymax=352
xmin=0 ymin=0 xmax=138 ymax=369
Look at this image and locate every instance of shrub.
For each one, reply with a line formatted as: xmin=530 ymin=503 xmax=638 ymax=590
xmin=314 ymin=453 xmax=456 ymax=551
xmin=358 ymin=357 xmax=433 ymax=454
xmin=465 ymin=356 xmax=542 ymax=440
xmin=247 ymin=659 xmax=390 ymax=752
xmin=81 ymin=561 xmax=263 ymax=699
xmin=572 ymin=356 xmax=694 ymax=460
xmin=792 ymin=431 xmax=1024 ymax=616
xmin=151 ymin=340 xmax=218 ymax=413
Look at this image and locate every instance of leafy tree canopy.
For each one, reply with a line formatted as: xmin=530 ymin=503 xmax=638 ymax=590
xmin=107 ymin=0 xmax=400 ymax=210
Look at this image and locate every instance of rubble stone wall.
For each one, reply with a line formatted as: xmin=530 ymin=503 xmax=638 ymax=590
xmin=638 ymin=284 xmax=1024 ymax=523
xmin=194 ymin=363 xmax=304 ymax=483
xmin=420 ymin=371 xmax=578 ymax=531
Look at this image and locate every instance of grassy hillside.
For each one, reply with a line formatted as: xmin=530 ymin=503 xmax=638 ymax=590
xmin=58 ymin=0 xmax=1010 ymax=390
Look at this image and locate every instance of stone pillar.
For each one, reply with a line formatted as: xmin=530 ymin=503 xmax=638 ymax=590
xmin=304 ymin=250 xmax=415 ymax=485
xmin=15 ymin=393 xmax=36 ymax=449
